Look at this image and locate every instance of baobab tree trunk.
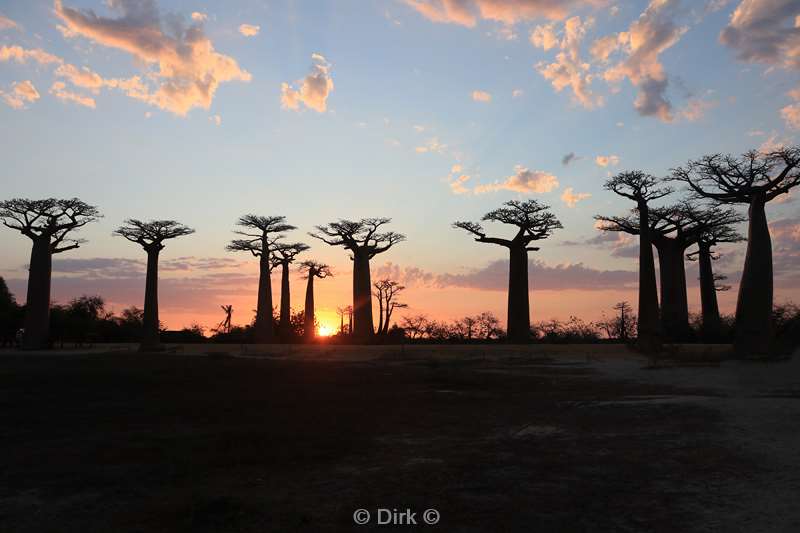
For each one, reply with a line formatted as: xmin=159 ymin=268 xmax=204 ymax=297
xmin=637 ymin=203 xmax=661 ymax=351
xmin=279 ymin=262 xmax=291 ymax=338
xmin=304 ymin=275 xmax=315 ymax=340
xmin=141 ymin=248 xmax=161 ymax=351
xmin=656 ymin=241 xmax=690 ymax=341
xmin=352 ymin=251 xmax=374 ymax=339
xmin=383 ymin=307 xmax=393 ymax=335
xmin=254 ymin=254 xmax=274 ymax=343
xmin=22 ymin=237 xmax=52 ymax=350
xmin=506 ymin=246 xmax=530 ymax=343
xmin=735 ymin=194 xmax=773 ymax=355
xmin=697 ymin=242 xmax=722 ymax=341
xmin=376 ymin=296 xmax=384 ymax=336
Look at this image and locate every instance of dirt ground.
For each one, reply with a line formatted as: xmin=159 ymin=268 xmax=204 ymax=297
xmin=0 ymin=346 xmax=798 ymax=532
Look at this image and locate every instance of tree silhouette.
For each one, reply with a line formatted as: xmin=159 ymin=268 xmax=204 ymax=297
xmin=298 ymin=260 xmax=332 ymax=340
xmin=310 ymin=218 xmax=405 ymax=339
xmin=602 ymin=172 xmax=671 ymax=350
xmin=270 ymin=242 xmax=309 ymax=338
xmin=671 ymin=147 xmax=800 ymax=353
xmin=454 ymin=200 xmax=562 ymax=343
xmin=686 ymin=225 xmax=744 ymax=341
xmin=373 ymin=279 xmax=408 ymax=335
xmin=114 ymin=219 xmax=194 ymax=351
xmin=226 ymin=215 xmax=295 ymax=343
xmin=596 ymin=203 xmax=742 ymax=340
xmin=0 ymin=198 xmax=101 ymax=349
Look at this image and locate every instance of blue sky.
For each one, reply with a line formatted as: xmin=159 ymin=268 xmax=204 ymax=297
xmin=1 ymin=0 xmax=799 ymax=328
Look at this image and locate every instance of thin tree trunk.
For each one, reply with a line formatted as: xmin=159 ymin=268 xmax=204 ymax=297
xmin=383 ymin=306 xmax=393 ymax=335
xmin=376 ymin=292 xmax=384 ymax=335
xmin=254 ymin=253 xmax=274 ymax=343
xmin=140 ymin=248 xmax=161 ymax=351
xmin=656 ymin=240 xmax=690 ymax=341
xmin=279 ymin=261 xmax=291 ymax=338
xmin=697 ymin=242 xmax=722 ymax=341
xmin=735 ymin=195 xmax=773 ymax=355
xmin=506 ymin=245 xmax=530 ymax=343
xmin=637 ymin=202 xmax=662 ymax=351
xmin=304 ymin=275 xmax=315 ymax=340
xmin=352 ymin=251 xmax=374 ymax=339
xmin=23 ymin=237 xmax=52 ymax=350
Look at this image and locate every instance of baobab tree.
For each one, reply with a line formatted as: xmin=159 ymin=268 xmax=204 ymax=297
xmin=373 ymin=279 xmax=408 ymax=335
xmin=298 ymin=260 xmax=332 ymax=340
xmin=114 ymin=219 xmax=194 ymax=351
xmin=0 ymin=198 xmax=100 ymax=349
xmin=686 ymin=225 xmax=743 ymax=340
xmin=602 ymin=172 xmax=671 ymax=350
xmin=453 ymin=200 xmax=562 ymax=343
xmin=271 ymin=242 xmax=309 ymax=338
xmin=671 ymin=147 xmax=800 ymax=354
xmin=226 ymin=215 xmax=295 ymax=343
xmin=596 ymin=203 xmax=742 ymax=341
xmin=310 ymin=218 xmax=405 ymax=339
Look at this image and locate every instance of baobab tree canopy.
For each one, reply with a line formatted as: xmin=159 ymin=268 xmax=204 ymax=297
xmin=0 ymin=198 xmax=101 ymax=251
xmin=454 ymin=200 xmax=562 ymax=343
xmin=0 ymin=198 xmax=101 ymax=349
xmin=310 ymin=218 xmax=405 ymax=338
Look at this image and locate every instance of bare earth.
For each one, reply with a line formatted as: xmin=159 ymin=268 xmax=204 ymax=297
xmin=0 ymin=345 xmax=798 ymax=532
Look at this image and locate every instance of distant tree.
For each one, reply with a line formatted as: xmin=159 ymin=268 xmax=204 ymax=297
xmin=114 ymin=219 xmax=194 ymax=351
xmin=686 ymin=225 xmax=744 ymax=341
xmin=454 ymin=200 xmax=562 ymax=343
xmin=0 ymin=198 xmax=101 ymax=349
xmin=671 ymin=147 xmax=800 ymax=354
xmin=226 ymin=215 xmax=295 ymax=343
xmin=602 ymin=172 xmax=671 ymax=351
xmin=401 ymin=314 xmax=429 ymax=339
xmin=0 ymin=277 xmax=23 ymax=347
xmin=453 ymin=315 xmax=479 ymax=340
xmin=270 ymin=242 xmax=309 ymax=338
xmin=599 ymin=301 xmax=637 ymax=342
xmin=310 ymin=218 xmax=405 ymax=339
xmin=373 ymin=279 xmax=408 ymax=335
xmin=597 ymin=203 xmax=743 ymax=340
xmin=298 ymin=260 xmax=332 ymax=341
xmin=475 ymin=311 xmax=503 ymax=340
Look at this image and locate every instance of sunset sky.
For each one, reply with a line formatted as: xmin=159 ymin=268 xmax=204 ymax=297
xmin=1 ymin=0 xmax=799 ymax=332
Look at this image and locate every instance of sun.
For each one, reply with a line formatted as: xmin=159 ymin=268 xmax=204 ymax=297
xmin=317 ymin=324 xmax=335 ymax=337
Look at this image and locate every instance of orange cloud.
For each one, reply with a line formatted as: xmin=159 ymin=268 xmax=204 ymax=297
xmin=55 ymin=0 xmax=251 ymax=116
xmin=404 ymin=0 xmax=605 ymax=27
xmin=1 ymin=80 xmax=40 ymax=109
xmin=474 ymin=165 xmax=559 ymax=194
xmin=281 ymin=54 xmax=334 ymax=113
xmin=239 ymin=24 xmax=260 ymax=36
xmin=0 ymin=44 xmax=62 ymax=65
xmin=0 ymin=13 xmax=19 ymax=30
xmin=49 ymin=81 xmax=96 ymax=108
xmin=595 ymin=154 xmax=619 ymax=167
xmin=561 ymin=187 xmax=591 ymax=207
xmin=471 ymin=90 xmax=492 ymax=102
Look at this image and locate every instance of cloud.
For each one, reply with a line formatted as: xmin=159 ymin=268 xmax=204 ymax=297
xmin=781 ymin=87 xmax=800 ymax=129
xmin=209 ymin=114 xmax=221 ymax=126
xmin=595 ymin=154 xmax=619 ymax=166
xmin=1 ymin=80 xmax=40 ymax=110
xmin=599 ymin=0 xmax=687 ymax=121
xmin=719 ymin=0 xmax=800 ymax=70
xmin=403 ymin=0 xmax=606 ymax=27
xmin=561 ymin=187 xmax=591 ymax=207
xmin=450 ymin=173 xmax=472 ymax=194
xmin=472 ymin=90 xmax=492 ymax=102
xmin=530 ymin=22 xmax=558 ymax=49
xmin=512 ymin=88 xmax=524 ymax=97
xmin=0 ymin=13 xmax=19 ymax=30
xmin=415 ymin=137 xmax=447 ymax=153
xmin=534 ymin=16 xmax=603 ymax=108
xmin=191 ymin=11 xmax=207 ymax=22
xmin=239 ymin=23 xmax=260 ymax=37
xmin=561 ymin=152 xmax=580 ymax=165
xmin=54 ymin=0 xmax=252 ymax=116
xmin=281 ymin=53 xmax=334 ymax=113
xmin=0 ymin=45 xmax=63 ymax=65
xmin=474 ymin=165 xmax=559 ymax=194
xmin=438 ymin=259 xmax=637 ymax=291
xmin=49 ymin=81 xmax=96 ymax=108
xmin=770 ymin=217 xmax=800 ymax=282
xmin=678 ymin=97 xmax=717 ymax=121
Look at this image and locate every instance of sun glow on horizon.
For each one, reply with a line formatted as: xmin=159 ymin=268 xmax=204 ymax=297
xmin=317 ymin=324 xmax=335 ymax=337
